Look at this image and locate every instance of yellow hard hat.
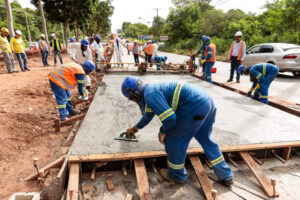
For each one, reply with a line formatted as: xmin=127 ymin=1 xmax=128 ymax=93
xmin=1 ymin=27 xmax=9 ymax=33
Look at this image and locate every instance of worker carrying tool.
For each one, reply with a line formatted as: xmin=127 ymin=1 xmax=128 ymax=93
xmin=121 ymin=76 xmax=233 ymax=185
xmin=154 ymin=56 xmax=167 ymax=70
xmin=196 ymin=35 xmax=207 ymax=73
xmin=238 ymin=63 xmax=279 ymax=104
xmin=200 ymin=36 xmax=216 ymax=83
xmin=48 ymin=61 xmax=95 ymax=121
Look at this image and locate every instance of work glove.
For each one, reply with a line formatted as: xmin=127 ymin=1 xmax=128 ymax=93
xmin=201 ymin=59 xmax=206 ymax=65
xmin=247 ymin=91 xmax=252 ymax=97
xmin=126 ymin=127 xmax=138 ymax=137
xmin=158 ymin=132 xmax=166 ymax=145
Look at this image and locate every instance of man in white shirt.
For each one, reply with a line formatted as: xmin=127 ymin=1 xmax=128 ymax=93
xmin=152 ymin=40 xmax=158 ymax=58
xmin=91 ymin=35 xmax=104 ymax=63
xmin=227 ymin=31 xmax=246 ymax=83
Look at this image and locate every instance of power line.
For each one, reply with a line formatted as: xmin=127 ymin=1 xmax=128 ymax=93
xmin=153 ymin=8 xmax=161 ymax=37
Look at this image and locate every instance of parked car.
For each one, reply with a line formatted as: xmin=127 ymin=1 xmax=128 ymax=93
xmin=158 ymin=42 xmax=165 ymax=47
xmin=243 ymin=43 xmax=300 ymax=77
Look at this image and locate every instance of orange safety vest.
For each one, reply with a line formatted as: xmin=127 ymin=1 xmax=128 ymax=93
xmin=127 ymin=44 xmax=132 ymax=51
xmin=205 ymin=43 xmax=216 ymax=62
xmin=145 ymin=43 xmax=154 ymax=55
xmin=229 ymin=40 xmax=245 ymax=61
xmin=48 ymin=63 xmax=85 ymax=91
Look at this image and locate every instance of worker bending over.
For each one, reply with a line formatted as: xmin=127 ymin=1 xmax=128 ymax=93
xmin=48 ymin=61 xmax=95 ymax=121
xmin=239 ymin=63 xmax=279 ymax=104
xmin=154 ymin=56 xmax=167 ymax=70
xmin=121 ymin=76 xmax=233 ymax=185
xmin=201 ymin=37 xmax=216 ymax=83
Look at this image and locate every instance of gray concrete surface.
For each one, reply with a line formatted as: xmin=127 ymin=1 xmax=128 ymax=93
xmin=70 ymin=74 xmax=300 ymax=156
xmin=157 ymin=51 xmax=300 ymax=104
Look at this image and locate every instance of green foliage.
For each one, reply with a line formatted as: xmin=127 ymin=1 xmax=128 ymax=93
xmin=121 ymin=22 xmax=150 ymax=38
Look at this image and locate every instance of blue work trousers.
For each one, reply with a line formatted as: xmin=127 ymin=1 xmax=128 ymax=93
xmin=204 ymin=62 xmax=214 ymax=83
xmin=230 ymin=56 xmax=241 ymax=80
xmin=164 ymin=98 xmax=233 ymax=183
xmin=258 ymin=68 xmax=279 ymax=104
xmin=53 ymin=50 xmax=63 ymax=64
xmin=15 ymin=53 xmax=27 ymax=70
xmin=41 ymin=51 xmax=49 ymax=66
xmin=49 ymin=80 xmax=74 ymax=120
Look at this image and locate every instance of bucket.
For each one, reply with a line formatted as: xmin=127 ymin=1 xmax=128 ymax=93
xmin=9 ymin=192 xmax=40 ymax=200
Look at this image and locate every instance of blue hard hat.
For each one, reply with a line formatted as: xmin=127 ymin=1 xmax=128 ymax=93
xmin=201 ymin=35 xmax=206 ymax=41
xmin=121 ymin=76 xmax=141 ymax=99
xmin=116 ymin=38 xmax=119 ymax=42
xmin=164 ymin=56 xmax=167 ymax=60
xmin=238 ymin=65 xmax=245 ymax=75
xmin=95 ymin=35 xmax=100 ymax=40
xmin=81 ymin=38 xmax=89 ymax=46
xmin=85 ymin=60 xmax=95 ymax=72
xmin=204 ymin=36 xmax=211 ymax=42
xmin=70 ymin=38 xmax=74 ymax=42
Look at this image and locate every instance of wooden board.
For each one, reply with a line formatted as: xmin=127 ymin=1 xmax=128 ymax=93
xmin=189 ymin=155 xmax=216 ymax=200
xmin=282 ymin=147 xmax=292 ymax=160
xmin=124 ymin=193 xmax=133 ymax=200
xmin=68 ymin=141 xmax=300 ymax=163
xmin=106 ymin=177 xmax=115 ymax=191
xmin=239 ymin=151 xmax=279 ymax=197
xmin=60 ymin=114 xmax=86 ymax=126
xmin=25 ymin=155 xmax=66 ymax=181
xmin=66 ymin=163 xmax=80 ymax=200
xmin=134 ymin=159 xmax=152 ymax=200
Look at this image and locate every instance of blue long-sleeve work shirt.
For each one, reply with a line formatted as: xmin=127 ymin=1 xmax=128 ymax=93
xmin=249 ymin=63 xmax=279 ymax=90
xmin=197 ymin=44 xmax=206 ymax=59
xmin=75 ymin=74 xmax=85 ymax=95
xmin=135 ymin=82 xmax=210 ymax=134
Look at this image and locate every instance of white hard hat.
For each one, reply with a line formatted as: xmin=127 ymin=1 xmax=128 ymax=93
xmin=41 ymin=33 xmax=45 ymax=38
xmin=51 ymin=33 xmax=56 ymax=37
xmin=15 ymin=30 xmax=22 ymax=35
xmin=134 ymin=40 xmax=137 ymax=43
xmin=235 ymin=31 xmax=242 ymax=37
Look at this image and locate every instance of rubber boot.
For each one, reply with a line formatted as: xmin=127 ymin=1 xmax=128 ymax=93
xmin=69 ymin=109 xmax=81 ymax=116
xmin=159 ymin=168 xmax=178 ymax=183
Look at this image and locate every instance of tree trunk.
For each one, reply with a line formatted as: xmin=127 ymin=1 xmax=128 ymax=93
xmin=63 ymin=21 xmax=68 ymax=48
xmin=75 ymin=19 xmax=79 ymax=41
xmin=4 ymin=0 xmax=14 ymax=37
xmin=38 ymin=0 xmax=50 ymax=54
xmin=25 ymin=11 xmax=32 ymax=44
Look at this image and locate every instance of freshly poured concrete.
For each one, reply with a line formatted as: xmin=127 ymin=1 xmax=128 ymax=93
xmin=70 ymin=74 xmax=300 ymax=156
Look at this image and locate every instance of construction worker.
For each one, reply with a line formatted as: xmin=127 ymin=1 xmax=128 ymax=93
xmin=201 ymin=37 xmax=216 ymax=83
xmin=38 ymin=34 xmax=49 ymax=67
xmin=91 ymin=35 xmax=104 ymax=63
xmin=50 ymin=33 xmax=63 ymax=65
xmin=114 ymin=39 xmax=123 ymax=66
xmin=239 ymin=63 xmax=279 ymax=104
xmin=132 ymin=40 xmax=141 ymax=65
xmin=48 ymin=61 xmax=95 ymax=121
xmin=10 ymin=30 xmax=30 ymax=72
xmin=154 ymin=56 xmax=167 ymax=70
xmin=121 ymin=76 xmax=233 ymax=185
xmin=67 ymin=38 xmax=93 ymax=92
xmin=145 ymin=40 xmax=154 ymax=65
xmin=152 ymin=40 xmax=158 ymax=58
xmin=0 ymin=27 xmax=17 ymax=73
xmin=196 ymin=35 xmax=206 ymax=73
xmin=126 ymin=42 xmax=132 ymax=55
xmin=227 ymin=31 xmax=246 ymax=83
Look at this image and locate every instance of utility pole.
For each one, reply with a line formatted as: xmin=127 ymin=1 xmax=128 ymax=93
xmin=25 ymin=11 xmax=32 ymax=44
xmin=4 ymin=0 xmax=14 ymax=37
xmin=38 ymin=0 xmax=50 ymax=53
xmin=153 ymin=8 xmax=161 ymax=37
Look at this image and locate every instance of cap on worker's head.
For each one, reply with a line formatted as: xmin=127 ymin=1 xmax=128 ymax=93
xmin=1 ymin=27 xmax=9 ymax=34
xmin=201 ymin=35 xmax=206 ymax=41
xmin=121 ymin=76 xmax=141 ymax=99
xmin=238 ymin=65 xmax=246 ymax=75
xmin=81 ymin=38 xmax=89 ymax=47
xmin=69 ymin=37 xmax=74 ymax=42
xmin=15 ymin=30 xmax=22 ymax=35
xmin=51 ymin=33 xmax=56 ymax=37
xmin=235 ymin=31 xmax=242 ymax=37
xmin=95 ymin=35 xmax=100 ymax=40
xmin=164 ymin=56 xmax=167 ymax=60
xmin=81 ymin=60 xmax=95 ymax=74
xmin=40 ymin=33 xmax=45 ymax=38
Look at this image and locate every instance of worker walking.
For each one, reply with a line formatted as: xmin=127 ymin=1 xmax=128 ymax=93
xmin=145 ymin=40 xmax=154 ymax=66
xmin=196 ymin=35 xmax=206 ymax=73
xmin=48 ymin=61 xmax=95 ymax=121
xmin=114 ymin=39 xmax=123 ymax=66
xmin=67 ymin=38 xmax=93 ymax=92
xmin=201 ymin=37 xmax=216 ymax=83
xmin=91 ymin=35 xmax=104 ymax=63
xmin=154 ymin=56 xmax=167 ymax=70
xmin=10 ymin=30 xmax=30 ymax=72
xmin=239 ymin=63 xmax=279 ymax=104
xmin=50 ymin=33 xmax=63 ymax=65
xmin=121 ymin=76 xmax=233 ymax=185
xmin=0 ymin=27 xmax=17 ymax=73
xmin=227 ymin=31 xmax=246 ymax=83
xmin=132 ymin=40 xmax=141 ymax=65
xmin=38 ymin=34 xmax=49 ymax=67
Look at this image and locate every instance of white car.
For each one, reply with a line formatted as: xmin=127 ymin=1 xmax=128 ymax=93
xmin=243 ymin=43 xmax=300 ymax=77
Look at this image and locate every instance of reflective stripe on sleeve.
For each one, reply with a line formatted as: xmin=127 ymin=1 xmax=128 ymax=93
xmin=171 ymin=82 xmax=184 ymax=112
xmin=158 ymin=108 xmax=175 ymax=122
xmin=210 ymin=155 xmax=224 ymax=166
xmin=256 ymin=73 xmax=262 ymax=80
xmin=168 ymin=160 xmax=185 ymax=170
xmin=263 ymin=64 xmax=266 ymax=76
xmin=145 ymin=105 xmax=153 ymax=113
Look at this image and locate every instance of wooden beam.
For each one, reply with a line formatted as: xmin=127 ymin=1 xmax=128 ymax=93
xmin=68 ymin=141 xmax=300 ymax=163
xmin=66 ymin=163 xmax=80 ymax=200
xmin=134 ymin=159 xmax=152 ymax=200
xmin=239 ymin=151 xmax=279 ymax=197
xmin=124 ymin=193 xmax=133 ymax=200
xmin=282 ymin=147 xmax=292 ymax=160
xmin=25 ymin=155 xmax=66 ymax=181
xmin=189 ymin=156 xmax=216 ymax=200
xmin=60 ymin=114 xmax=86 ymax=126
xmin=106 ymin=177 xmax=115 ymax=191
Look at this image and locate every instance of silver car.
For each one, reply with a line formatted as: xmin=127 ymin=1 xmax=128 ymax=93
xmin=243 ymin=43 xmax=300 ymax=77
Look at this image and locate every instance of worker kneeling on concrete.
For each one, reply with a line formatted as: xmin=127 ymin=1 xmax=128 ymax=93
xmin=154 ymin=56 xmax=167 ymax=70
xmin=239 ymin=63 xmax=279 ymax=104
xmin=121 ymin=76 xmax=233 ymax=185
xmin=48 ymin=61 xmax=95 ymax=121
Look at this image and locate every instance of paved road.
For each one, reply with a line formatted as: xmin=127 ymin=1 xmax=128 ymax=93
xmin=158 ymin=51 xmax=300 ymax=104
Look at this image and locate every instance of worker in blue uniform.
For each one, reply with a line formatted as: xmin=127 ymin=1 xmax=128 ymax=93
xmin=238 ymin=63 xmax=279 ymax=104
xmin=199 ymin=37 xmax=216 ymax=83
xmin=121 ymin=76 xmax=233 ymax=185
xmin=154 ymin=56 xmax=167 ymax=70
xmin=196 ymin=35 xmax=207 ymax=74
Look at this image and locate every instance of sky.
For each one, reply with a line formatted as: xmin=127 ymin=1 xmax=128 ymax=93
xmin=19 ymin=0 xmax=267 ymax=33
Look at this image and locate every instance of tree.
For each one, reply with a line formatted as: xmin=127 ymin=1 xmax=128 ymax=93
xmin=38 ymin=0 xmax=49 ymax=48
xmin=150 ymin=16 xmax=165 ymax=36
xmin=4 ymin=0 xmax=14 ymax=37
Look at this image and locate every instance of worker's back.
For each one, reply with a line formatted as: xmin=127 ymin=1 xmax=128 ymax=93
xmin=144 ymin=82 xmax=210 ymax=115
xmin=250 ymin=63 xmax=278 ymax=76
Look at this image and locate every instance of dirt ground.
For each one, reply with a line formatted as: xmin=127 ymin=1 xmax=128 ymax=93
xmin=0 ymin=53 xmax=75 ymax=199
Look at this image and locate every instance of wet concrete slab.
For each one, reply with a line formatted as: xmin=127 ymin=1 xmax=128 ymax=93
xmin=70 ymin=74 xmax=300 ymax=156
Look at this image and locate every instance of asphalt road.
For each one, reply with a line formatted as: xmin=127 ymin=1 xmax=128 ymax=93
xmin=158 ymin=51 xmax=300 ymax=104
